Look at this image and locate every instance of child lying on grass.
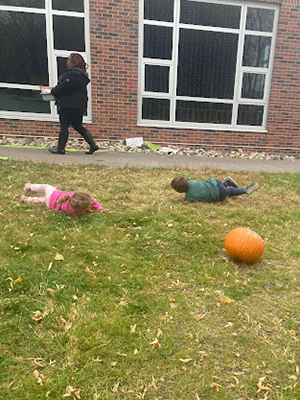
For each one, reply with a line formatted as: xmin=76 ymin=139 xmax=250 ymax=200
xmin=20 ymin=183 xmax=106 ymax=216
xmin=171 ymin=176 xmax=259 ymax=202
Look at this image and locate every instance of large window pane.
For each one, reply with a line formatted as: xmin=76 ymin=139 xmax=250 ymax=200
xmin=176 ymin=100 xmax=232 ymax=124
xmin=242 ymin=73 xmax=265 ymax=99
xmin=237 ymin=104 xmax=263 ymax=125
xmin=145 ymin=65 xmax=169 ymax=93
xmin=243 ymin=36 xmax=271 ymax=67
xmin=0 ymin=0 xmax=44 ymax=7
xmin=52 ymin=0 xmax=84 ymax=12
xmin=144 ymin=25 xmax=172 ymax=59
xmin=177 ymin=29 xmax=238 ymax=99
xmin=0 ymin=11 xmax=48 ymax=85
xmin=144 ymin=0 xmax=173 ymax=22
xmin=0 ymin=88 xmax=50 ymax=113
xmin=53 ymin=15 xmax=85 ymax=51
xmin=246 ymin=7 xmax=274 ymax=32
xmin=180 ymin=0 xmax=241 ymax=29
xmin=142 ymin=98 xmax=170 ymax=120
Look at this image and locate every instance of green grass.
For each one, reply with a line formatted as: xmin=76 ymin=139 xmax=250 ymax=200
xmin=1 ymin=160 xmax=300 ymax=400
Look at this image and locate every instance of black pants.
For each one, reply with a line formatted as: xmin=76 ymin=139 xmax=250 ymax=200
xmin=58 ymin=107 xmax=95 ymax=149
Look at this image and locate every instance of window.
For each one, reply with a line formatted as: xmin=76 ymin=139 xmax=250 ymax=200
xmin=0 ymin=0 xmax=90 ymax=121
xmin=139 ymin=0 xmax=279 ymax=131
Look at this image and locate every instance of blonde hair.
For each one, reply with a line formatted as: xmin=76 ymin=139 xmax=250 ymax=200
xmin=57 ymin=192 xmax=92 ymax=211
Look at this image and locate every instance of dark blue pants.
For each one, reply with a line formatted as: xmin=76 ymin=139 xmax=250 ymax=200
xmin=215 ymin=179 xmax=246 ymax=200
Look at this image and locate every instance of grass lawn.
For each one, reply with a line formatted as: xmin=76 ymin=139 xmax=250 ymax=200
xmin=1 ymin=159 xmax=300 ymax=400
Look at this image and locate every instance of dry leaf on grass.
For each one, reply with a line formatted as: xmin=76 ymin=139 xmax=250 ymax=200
xmin=179 ymin=358 xmax=192 ymax=364
xmin=150 ymin=338 xmax=161 ymax=349
xmin=32 ymin=309 xmax=52 ymax=322
xmin=211 ymin=382 xmax=222 ymax=391
xmin=219 ymin=294 xmax=233 ymax=304
xmin=63 ymin=386 xmax=81 ymax=399
xmin=54 ymin=253 xmax=64 ymax=261
xmin=157 ymin=328 xmax=163 ymax=338
xmin=33 ymin=370 xmax=45 ymax=386
xmin=47 ymin=288 xmax=55 ymax=296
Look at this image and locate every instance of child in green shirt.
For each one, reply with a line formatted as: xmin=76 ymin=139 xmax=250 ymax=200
xmin=171 ymin=176 xmax=259 ymax=202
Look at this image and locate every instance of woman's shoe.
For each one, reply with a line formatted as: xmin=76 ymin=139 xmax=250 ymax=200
xmin=49 ymin=148 xmax=66 ymax=154
xmin=85 ymin=145 xmax=99 ymax=155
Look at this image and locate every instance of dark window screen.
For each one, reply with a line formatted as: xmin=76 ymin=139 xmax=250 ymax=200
xmin=243 ymin=35 xmax=271 ymax=68
xmin=180 ymin=0 xmax=241 ymax=29
xmin=176 ymin=100 xmax=232 ymax=124
xmin=0 ymin=88 xmax=50 ymax=113
xmin=57 ymin=57 xmax=68 ymax=79
xmin=238 ymin=104 xmax=263 ymax=126
xmin=177 ymin=29 xmax=238 ymax=99
xmin=242 ymin=73 xmax=265 ymax=99
xmin=144 ymin=25 xmax=173 ymax=59
xmin=52 ymin=0 xmax=84 ymax=12
xmin=53 ymin=15 xmax=85 ymax=51
xmin=0 ymin=0 xmax=44 ymax=7
xmin=142 ymin=98 xmax=170 ymax=120
xmin=145 ymin=65 xmax=169 ymax=93
xmin=144 ymin=0 xmax=173 ymax=22
xmin=246 ymin=7 xmax=274 ymax=32
xmin=0 ymin=11 xmax=48 ymax=85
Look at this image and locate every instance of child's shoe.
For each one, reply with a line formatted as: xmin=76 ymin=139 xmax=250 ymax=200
xmin=224 ymin=176 xmax=239 ymax=188
xmin=245 ymin=182 xmax=259 ymax=195
xmin=20 ymin=195 xmax=27 ymax=203
xmin=24 ymin=183 xmax=31 ymax=192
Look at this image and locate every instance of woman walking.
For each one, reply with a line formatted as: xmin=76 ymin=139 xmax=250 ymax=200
xmin=49 ymin=53 xmax=99 ymax=155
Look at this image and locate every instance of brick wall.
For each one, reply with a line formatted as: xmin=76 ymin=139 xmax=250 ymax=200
xmin=1 ymin=0 xmax=300 ymax=154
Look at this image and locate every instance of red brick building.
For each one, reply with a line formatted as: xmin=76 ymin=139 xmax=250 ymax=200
xmin=0 ymin=0 xmax=300 ymax=153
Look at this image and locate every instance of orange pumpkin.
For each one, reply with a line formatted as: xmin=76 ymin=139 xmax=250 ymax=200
xmin=225 ymin=227 xmax=264 ymax=263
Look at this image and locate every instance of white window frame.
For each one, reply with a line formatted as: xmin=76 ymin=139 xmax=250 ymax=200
xmin=138 ymin=0 xmax=279 ymax=132
xmin=0 ymin=0 xmax=91 ymax=123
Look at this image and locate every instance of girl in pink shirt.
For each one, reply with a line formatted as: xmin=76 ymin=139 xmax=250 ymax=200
xmin=20 ymin=183 xmax=106 ymax=216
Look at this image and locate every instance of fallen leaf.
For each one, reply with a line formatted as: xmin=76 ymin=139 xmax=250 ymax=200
xmin=179 ymin=358 xmax=192 ymax=364
xmin=63 ymin=386 xmax=81 ymax=399
xmin=32 ymin=309 xmax=52 ymax=322
xmin=33 ymin=370 xmax=45 ymax=386
xmin=194 ymin=313 xmax=205 ymax=321
xmin=112 ymin=381 xmax=120 ymax=393
xmin=219 ymin=294 xmax=233 ymax=304
xmin=64 ymin=322 xmax=72 ymax=332
xmin=54 ymin=253 xmax=64 ymax=261
xmin=211 ymin=382 xmax=222 ymax=391
xmin=157 ymin=328 xmax=163 ymax=337
xmin=150 ymin=338 xmax=161 ymax=349
xmin=47 ymin=288 xmax=55 ymax=297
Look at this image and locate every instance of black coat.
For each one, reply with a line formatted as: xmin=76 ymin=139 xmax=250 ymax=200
xmin=51 ymin=68 xmax=90 ymax=113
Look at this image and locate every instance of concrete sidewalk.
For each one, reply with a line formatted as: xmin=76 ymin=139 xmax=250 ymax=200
xmin=1 ymin=146 xmax=300 ymax=173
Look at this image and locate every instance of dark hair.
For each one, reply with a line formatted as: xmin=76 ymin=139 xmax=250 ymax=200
xmin=69 ymin=53 xmax=88 ymax=71
xmin=57 ymin=191 xmax=92 ymax=211
xmin=171 ymin=177 xmax=189 ymax=193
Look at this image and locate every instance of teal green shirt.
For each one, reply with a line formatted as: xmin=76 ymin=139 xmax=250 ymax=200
xmin=185 ymin=179 xmax=220 ymax=202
